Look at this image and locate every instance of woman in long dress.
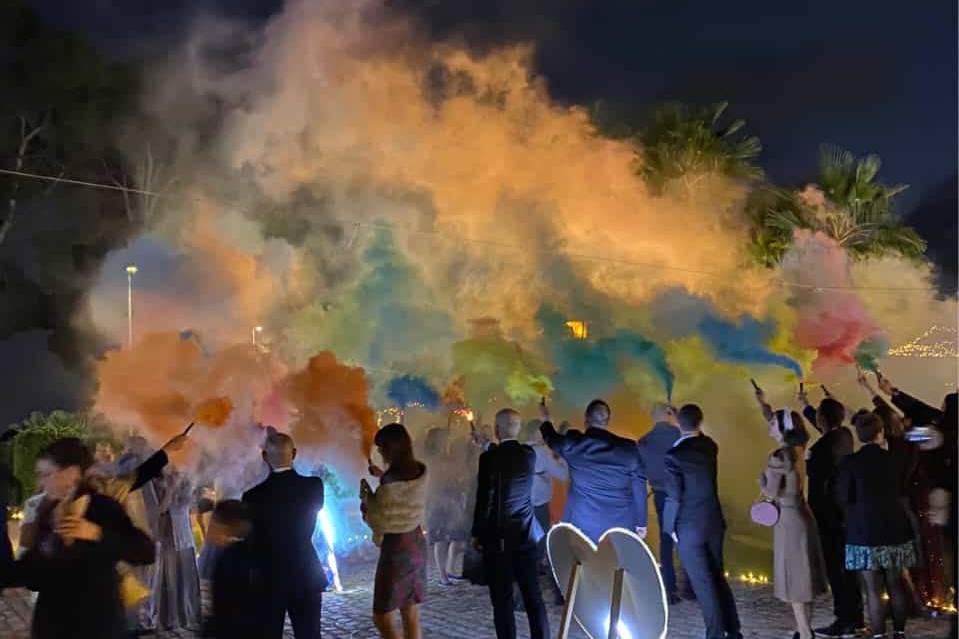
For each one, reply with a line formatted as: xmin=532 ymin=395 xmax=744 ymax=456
xmin=361 ymin=423 xmax=428 ymax=639
xmin=422 ymin=428 xmax=465 ymax=584
xmin=152 ymin=466 xmax=202 ymax=630
xmin=756 ymin=392 xmax=828 ymax=639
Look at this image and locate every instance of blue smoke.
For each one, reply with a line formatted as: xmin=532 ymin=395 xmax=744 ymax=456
xmin=698 ymin=314 xmax=803 ymax=377
xmin=386 ymin=375 xmax=441 ymax=410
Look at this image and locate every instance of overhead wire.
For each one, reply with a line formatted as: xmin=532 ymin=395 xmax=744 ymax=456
xmin=0 ymin=166 xmax=952 ymax=294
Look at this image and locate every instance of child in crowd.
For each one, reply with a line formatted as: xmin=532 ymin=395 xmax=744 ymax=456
xmin=204 ymin=500 xmax=255 ymax=639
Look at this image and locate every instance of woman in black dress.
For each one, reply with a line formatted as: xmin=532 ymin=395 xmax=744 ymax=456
xmin=1 ymin=437 xmax=156 ymax=639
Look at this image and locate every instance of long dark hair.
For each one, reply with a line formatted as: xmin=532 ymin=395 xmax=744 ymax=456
xmin=375 ymin=423 xmax=418 ymax=472
xmin=774 ymin=409 xmax=810 ymax=448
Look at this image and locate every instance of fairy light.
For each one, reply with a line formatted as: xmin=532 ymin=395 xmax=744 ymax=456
xmin=736 ymin=571 xmax=770 ymax=586
xmin=889 ymin=325 xmax=959 ymax=359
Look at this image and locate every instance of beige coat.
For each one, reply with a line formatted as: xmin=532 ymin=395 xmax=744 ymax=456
xmin=760 ymin=447 xmax=828 ymax=603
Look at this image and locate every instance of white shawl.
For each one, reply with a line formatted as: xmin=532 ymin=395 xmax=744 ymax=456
xmin=363 ymin=468 xmax=428 ymax=546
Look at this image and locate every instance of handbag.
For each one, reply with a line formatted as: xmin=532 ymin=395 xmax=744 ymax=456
xmin=750 ymin=498 xmax=780 ymax=527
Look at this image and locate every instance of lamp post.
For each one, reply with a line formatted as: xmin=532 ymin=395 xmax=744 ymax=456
xmin=252 ymin=325 xmax=263 ymax=350
xmin=125 ymin=264 xmax=138 ymax=348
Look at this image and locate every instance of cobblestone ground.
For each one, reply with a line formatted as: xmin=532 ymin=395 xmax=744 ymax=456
xmin=0 ymin=560 xmax=951 ymax=638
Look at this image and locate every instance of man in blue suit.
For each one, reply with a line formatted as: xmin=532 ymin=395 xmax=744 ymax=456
xmin=540 ymin=399 xmax=647 ymax=543
xmin=637 ymin=403 xmax=681 ymax=603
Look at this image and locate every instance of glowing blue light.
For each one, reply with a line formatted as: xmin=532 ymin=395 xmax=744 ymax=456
xmin=318 ymin=509 xmax=336 ymax=547
xmin=316 ymin=509 xmax=343 ymax=592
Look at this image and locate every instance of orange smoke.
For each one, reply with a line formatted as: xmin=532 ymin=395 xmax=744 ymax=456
xmin=95 ymin=332 xmax=203 ymax=440
xmin=281 ymin=351 xmax=377 ymax=457
xmin=193 ymin=396 xmax=234 ymax=426
xmin=95 ymin=332 xmax=284 ymax=443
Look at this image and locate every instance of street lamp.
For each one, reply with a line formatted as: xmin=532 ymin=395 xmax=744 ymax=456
xmin=125 ymin=264 xmax=138 ymax=348
xmin=252 ymin=325 xmax=263 ymax=349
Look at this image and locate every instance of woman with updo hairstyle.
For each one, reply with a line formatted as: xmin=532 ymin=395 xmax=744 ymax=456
xmin=0 ymin=437 xmax=155 ymax=639
xmin=361 ymin=423 xmax=428 ymax=639
xmin=755 ymin=388 xmax=828 ymax=639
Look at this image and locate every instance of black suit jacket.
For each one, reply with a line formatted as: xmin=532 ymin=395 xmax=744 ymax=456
xmin=836 ymin=444 xmax=913 ymax=546
xmin=472 ymin=440 xmax=543 ymax=552
xmin=806 ymin=426 xmax=854 ymax=519
xmin=2 ymin=493 xmax=156 ymax=639
xmin=663 ymin=433 xmax=725 ymax=537
xmin=242 ymin=470 xmax=327 ymax=591
xmin=541 ymin=421 xmax=647 ymax=542
xmin=637 ymin=422 xmax=680 ymax=494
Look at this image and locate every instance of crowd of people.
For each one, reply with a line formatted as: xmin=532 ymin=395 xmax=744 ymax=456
xmin=752 ymin=373 xmax=957 ymax=639
xmin=0 ymin=371 xmax=953 ymax=639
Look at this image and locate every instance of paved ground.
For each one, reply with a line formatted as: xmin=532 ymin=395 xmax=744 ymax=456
xmin=0 ymin=559 xmax=951 ymax=638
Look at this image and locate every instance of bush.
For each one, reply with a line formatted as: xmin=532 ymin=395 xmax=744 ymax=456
xmin=10 ymin=411 xmax=106 ymax=498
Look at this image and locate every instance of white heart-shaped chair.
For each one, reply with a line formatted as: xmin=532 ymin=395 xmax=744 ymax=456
xmin=547 ymin=524 xmax=668 ymax=639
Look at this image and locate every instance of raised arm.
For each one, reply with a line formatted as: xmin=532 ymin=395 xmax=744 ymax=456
xmin=130 ymin=450 xmax=169 ymax=491
xmin=879 ymin=375 xmax=943 ymax=425
xmin=797 ymin=387 xmax=822 ymax=434
xmin=753 ymin=382 xmax=774 ymax=422
xmin=539 ymin=420 xmax=571 ymax=456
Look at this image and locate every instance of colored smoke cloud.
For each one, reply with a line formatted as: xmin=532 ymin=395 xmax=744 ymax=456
xmin=697 ymin=314 xmax=803 ymax=378
xmin=386 ymin=375 xmax=441 ymax=410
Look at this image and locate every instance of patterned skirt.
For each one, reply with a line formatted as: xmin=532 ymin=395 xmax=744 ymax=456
xmin=845 ymin=541 xmax=918 ymax=571
xmin=373 ymin=527 xmax=427 ymax=613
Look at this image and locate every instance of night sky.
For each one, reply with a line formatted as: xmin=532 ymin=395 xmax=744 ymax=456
xmin=25 ymin=0 xmax=958 ymax=206
xmin=4 ymin=0 xmax=956 ymax=425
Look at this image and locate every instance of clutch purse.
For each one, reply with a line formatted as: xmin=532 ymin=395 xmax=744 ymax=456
xmin=750 ymin=499 xmax=780 ymax=527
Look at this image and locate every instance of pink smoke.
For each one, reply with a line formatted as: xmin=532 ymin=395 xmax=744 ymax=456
xmin=783 ymin=230 xmax=882 ymax=369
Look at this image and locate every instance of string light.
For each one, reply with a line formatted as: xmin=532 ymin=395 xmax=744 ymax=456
xmin=0 ymin=166 xmax=951 ymax=295
xmin=736 ymin=572 xmax=770 ymax=585
xmin=888 ymin=324 xmax=959 ymax=359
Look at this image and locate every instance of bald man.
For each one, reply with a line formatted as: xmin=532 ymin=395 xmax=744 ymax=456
xmin=472 ymin=409 xmax=549 ymax=639
xmin=540 ymin=399 xmax=648 ymax=542
xmin=243 ymin=431 xmax=326 ymax=639
xmin=637 ymin=403 xmax=681 ymax=602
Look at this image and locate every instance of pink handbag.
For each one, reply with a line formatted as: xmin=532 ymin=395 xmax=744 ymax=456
xmin=750 ymin=499 xmax=780 ymax=527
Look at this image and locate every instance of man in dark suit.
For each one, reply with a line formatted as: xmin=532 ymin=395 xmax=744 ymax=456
xmin=472 ymin=409 xmax=549 ymax=639
xmin=540 ymin=399 xmax=647 ymax=542
xmin=800 ymin=393 xmax=862 ymax=638
xmin=663 ymin=404 xmax=741 ymax=639
xmin=243 ymin=430 xmax=326 ymax=639
xmin=637 ymin=403 xmax=681 ymax=603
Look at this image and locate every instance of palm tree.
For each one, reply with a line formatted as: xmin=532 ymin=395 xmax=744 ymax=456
xmin=636 ymin=101 xmax=764 ymax=194
xmin=748 ymin=146 xmax=926 ymax=265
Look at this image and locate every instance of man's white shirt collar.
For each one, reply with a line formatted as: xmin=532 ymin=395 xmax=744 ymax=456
xmin=672 ymin=431 xmax=702 ymax=448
